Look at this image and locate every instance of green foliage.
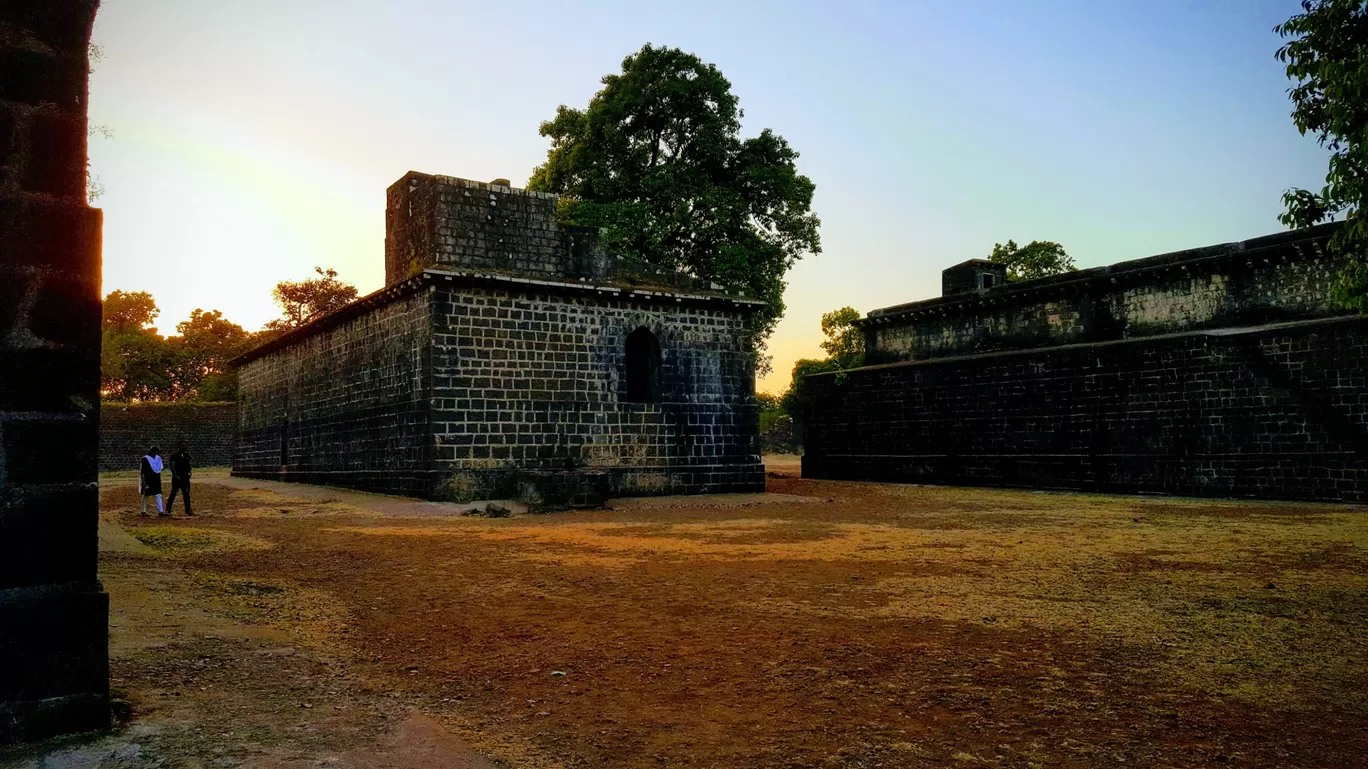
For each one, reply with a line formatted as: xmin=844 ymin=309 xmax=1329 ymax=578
xmin=779 ymin=357 xmax=843 ymax=418
xmin=101 ymin=326 xmax=176 ymax=402
xmin=102 ymin=289 xmax=160 ymax=331
xmin=755 ymin=391 xmax=783 ymax=413
xmin=528 ymin=43 xmax=822 ymax=370
xmin=988 ymin=240 xmax=1076 ymax=282
xmin=172 ymin=309 xmax=252 ymax=401
xmin=818 ymin=306 xmax=865 ymax=368
xmin=266 ymin=267 xmax=359 ymax=331
xmin=101 ymin=294 xmax=256 ymax=402
xmin=775 ymin=306 xmax=868 ymax=449
xmin=1274 ymin=0 xmax=1368 ymax=310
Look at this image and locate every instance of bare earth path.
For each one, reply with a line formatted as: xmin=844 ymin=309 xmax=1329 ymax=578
xmin=4 ymin=462 xmax=1367 ymax=767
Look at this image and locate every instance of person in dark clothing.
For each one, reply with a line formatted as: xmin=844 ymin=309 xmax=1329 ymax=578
xmin=139 ymin=445 xmax=165 ymax=516
xmin=168 ymin=444 xmax=194 ymax=517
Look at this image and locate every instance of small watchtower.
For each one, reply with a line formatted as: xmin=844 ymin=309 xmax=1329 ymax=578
xmin=941 ymin=259 xmax=1007 ymax=295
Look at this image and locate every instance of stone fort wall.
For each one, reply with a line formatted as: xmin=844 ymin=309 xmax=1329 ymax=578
xmin=803 ymin=316 xmax=1368 ymax=502
xmin=234 ymin=289 xmax=436 ymax=496
xmin=384 ymin=172 xmax=720 ymax=293
xmin=805 ymin=224 xmax=1367 ymax=502
xmin=863 ymin=224 xmax=1346 ymax=363
xmin=0 ymin=0 xmax=109 ymax=742
xmin=98 ymin=403 xmax=236 ymax=472
xmin=428 ymin=282 xmax=762 ymax=501
xmin=232 ymin=273 xmax=764 ymax=500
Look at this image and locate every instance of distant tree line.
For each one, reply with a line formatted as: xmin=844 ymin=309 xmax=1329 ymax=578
xmin=101 ymin=267 xmax=357 ymax=403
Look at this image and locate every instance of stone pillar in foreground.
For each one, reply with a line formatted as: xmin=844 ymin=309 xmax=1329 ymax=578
xmin=0 ymin=0 xmax=109 ymax=742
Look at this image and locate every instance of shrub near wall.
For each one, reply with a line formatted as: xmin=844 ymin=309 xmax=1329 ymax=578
xmin=99 ymin=402 xmax=236 ymax=471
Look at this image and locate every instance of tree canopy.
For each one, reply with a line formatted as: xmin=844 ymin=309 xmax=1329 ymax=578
xmin=102 ymin=289 xmax=160 ymax=331
xmin=988 ymin=240 xmax=1076 ymax=282
xmin=265 ymin=266 xmax=359 ymax=332
xmin=1274 ymin=0 xmax=1367 ymax=310
xmin=527 ymin=43 xmax=822 ymax=372
xmin=174 ymin=309 xmax=252 ymax=402
xmin=101 ymin=297 xmax=251 ymax=403
xmin=818 ymin=306 xmax=865 ymax=368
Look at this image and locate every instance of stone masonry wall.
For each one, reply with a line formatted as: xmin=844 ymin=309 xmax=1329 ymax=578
xmin=385 ymin=172 xmax=580 ymax=286
xmin=99 ymin=403 xmax=236 ymax=471
xmin=0 ymin=0 xmax=109 ymax=742
xmin=864 ymin=224 xmax=1346 ymax=363
xmin=234 ymin=291 xmax=434 ymax=496
xmin=233 ymin=277 xmax=764 ymax=501
xmin=802 ymin=316 xmax=1368 ymax=503
xmin=428 ymin=284 xmax=764 ymax=501
xmin=384 ymin=172 xmax=719 ymax=294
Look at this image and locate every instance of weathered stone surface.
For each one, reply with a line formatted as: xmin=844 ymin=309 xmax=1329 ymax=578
xmin=864 ymin=224 xmax=1347 ymax=363
xmin=0 ymin=587 xmax=109 ymax=743
xmin=804 ymin=224 xmax=1368 ymax=503
xmin=0 ymin=0 xmax=108 ymax=743
xmin=384 ymin=172 xmax=724 ymax=293
xmin=426 ymin=282 xmax=761 ymax=499
xmin=98 ymin=403 xmax=237 ymax=472
xmin=236 ymin=173 xmax=764 ymax=501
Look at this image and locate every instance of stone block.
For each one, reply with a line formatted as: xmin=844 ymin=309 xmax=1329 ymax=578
xmin=0 ymin=484 xmax=98 ymax=589
xmin=1 ymin=1 xmax=100 ymax=51
xmin=0 ymin=587 xmax=109 ymax=743
xmin=20 ymin=109 xmax=87 ymax=197
xmin=9 ymin=269 xmax=101 ymax=352
xmin=0 ymin=347 xmax=98 ymax=412
xmin=0 ymin=106 xmax=16 ymax=186
xmin=0 ymin=197 xmax=102 ymax=272
xmin=2 ymin=418 xmax=98 ymax=484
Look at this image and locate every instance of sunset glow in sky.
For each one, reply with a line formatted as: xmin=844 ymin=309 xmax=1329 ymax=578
xmin=90 ymin=0 xmax=1328 ymax=392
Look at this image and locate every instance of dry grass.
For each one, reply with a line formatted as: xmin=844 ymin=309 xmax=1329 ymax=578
xmin=127 ymin=525 xmax=273 ymax=555
xmin=98 ymin=472 xmax=1368 ymax=768
xmin=319 ymin=494 xmax=1368 ymax=713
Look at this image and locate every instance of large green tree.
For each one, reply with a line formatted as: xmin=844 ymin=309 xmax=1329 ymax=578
xmin=172 ymin=309 xmax=251 ymax=401
xmin=988 ymin=240 xmax=1076 ymax=282
xmin=265 ymin=266 xmax=359 ymax=332
xmin=1275 ymin=0 xmax=1367 ymax=309
xmin=528 ymin=44 xmax=822 ymax=371
xmin=101 ymin=290 xmax=175 ymax=402
xmin=101 ymin=291 xmax=255 ymax=402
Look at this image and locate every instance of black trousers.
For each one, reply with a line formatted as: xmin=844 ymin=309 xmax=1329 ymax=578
xmin=168 ymin=476 xmax=191 ymax=514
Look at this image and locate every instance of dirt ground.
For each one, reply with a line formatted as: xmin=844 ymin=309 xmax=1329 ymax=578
xmin=5 ymin=459 xmax=1367 ymax=768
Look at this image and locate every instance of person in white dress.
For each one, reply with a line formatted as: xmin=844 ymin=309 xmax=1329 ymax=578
xmin=139 ymin=445 xmax=165 ymax=517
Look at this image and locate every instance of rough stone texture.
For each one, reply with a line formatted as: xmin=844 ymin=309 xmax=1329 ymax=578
xmin=0 ymin=0 xmax=109 ymax=743
xmin=236 ymin=174 xmax=764 ymax=502
xmin=941 ymin=259 xmax=1006 ymax=296
xmin=98 ymin=403 xmax=237 ymax=471
xmin=235 ymin=290 xmax=435 ymax=496
xmin=864 ymin=224 xmax=1347 ymax=363
xmin=384 ymin=172 xmax=724 ymax=294
xmin=234 ymin=274 xmax=763 ymax=501
xmin=427 ymin=283 xmax=761 ymax=500
xmin=804 ymin=224 xmax=1368 ymax=503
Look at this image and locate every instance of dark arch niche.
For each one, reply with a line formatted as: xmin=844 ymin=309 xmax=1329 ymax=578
xmin=624 ymin=326 xmax=663 ymax=404
xmin=0 ymin=0 xmax=110 ymax=743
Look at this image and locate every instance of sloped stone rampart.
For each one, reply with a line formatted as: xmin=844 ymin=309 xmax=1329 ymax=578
xmin=803 ymin=316 xmax=1368 ymax=502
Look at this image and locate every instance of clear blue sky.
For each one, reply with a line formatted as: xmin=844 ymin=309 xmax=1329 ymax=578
xmin=89 ymin=0 xmax=1328 ymax=391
